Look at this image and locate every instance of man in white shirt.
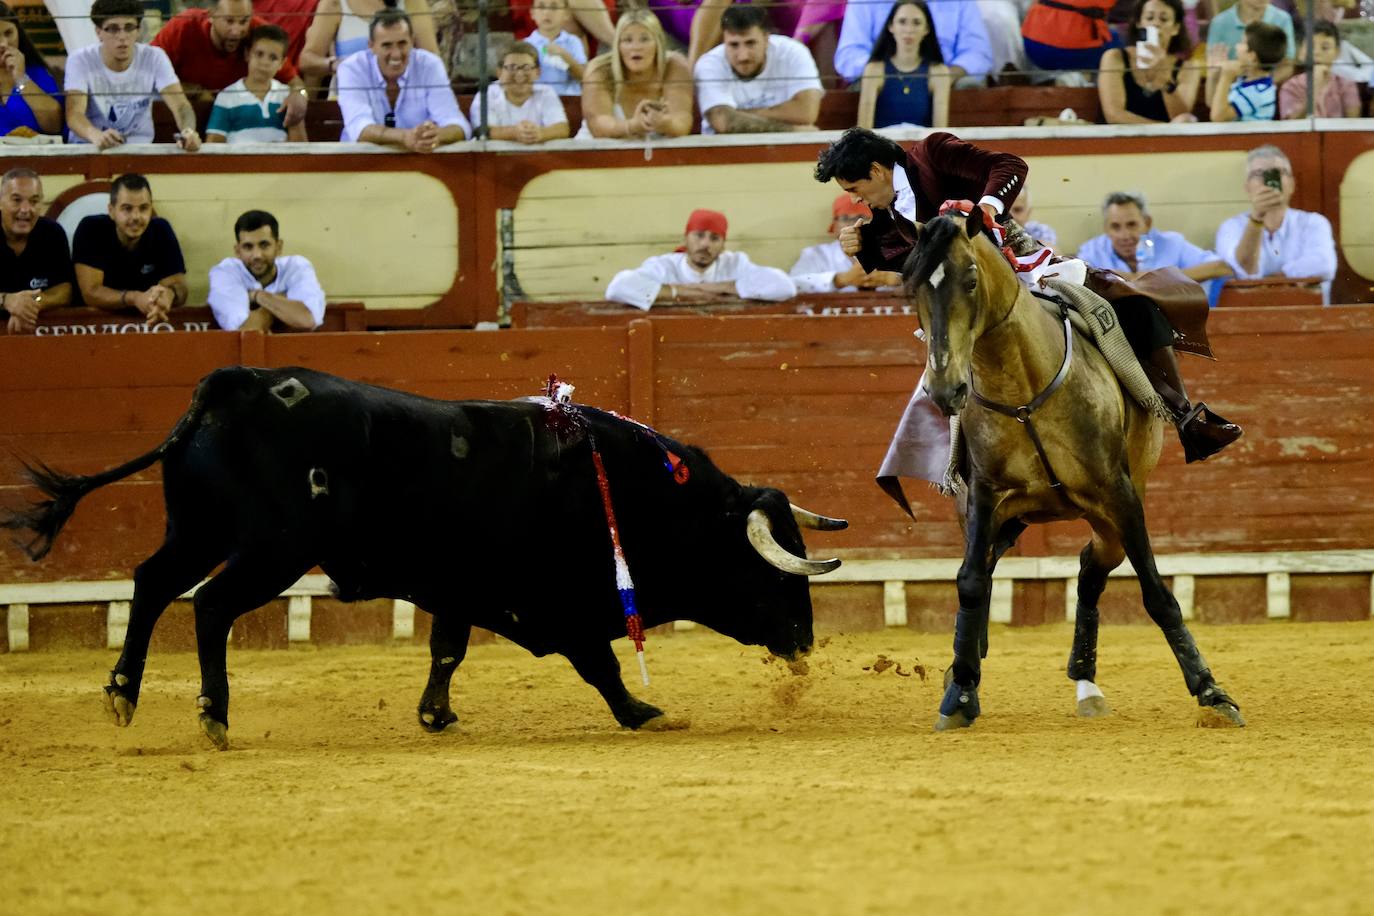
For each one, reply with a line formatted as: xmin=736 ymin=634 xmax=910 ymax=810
xmin=606 ymin=209 xmax=796 ymax=310
xmin=694 ymin=5 xmax=822 ymax=135
xmin=208 ymin=210 xmax=325 ymax=331
xmin=337 ymin=7 xmax=470 ymax=150
xmin=1214 ymin=144 xmax=1337 ymax=303
xmin=790 ymin=195 xmax=902 ymax=294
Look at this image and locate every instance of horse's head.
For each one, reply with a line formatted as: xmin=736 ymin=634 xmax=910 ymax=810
xmin=902 ymin=209 xmax=1014 ymax=417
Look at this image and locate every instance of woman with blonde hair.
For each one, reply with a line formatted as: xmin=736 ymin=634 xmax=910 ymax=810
xmin=580 ymin=9 xmax=692 ymax=139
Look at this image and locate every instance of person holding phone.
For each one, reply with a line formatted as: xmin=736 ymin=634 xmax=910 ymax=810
xmin=1098 ymin=0 xmax=1203 ymax=124
xmin=1213 ymin=144 xmax=1337 ymax=303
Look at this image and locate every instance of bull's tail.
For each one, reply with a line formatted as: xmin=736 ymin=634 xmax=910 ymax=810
xmin=2 ymin=370 xmax=223 ymax=561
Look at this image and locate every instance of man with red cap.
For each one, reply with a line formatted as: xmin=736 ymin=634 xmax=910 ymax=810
xmin=606 ymin=209 xmax=796 ymax=310
xmin=790 ymin=194 xmax=903 ymax=293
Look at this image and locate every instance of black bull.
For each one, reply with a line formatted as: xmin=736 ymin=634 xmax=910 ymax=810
xmin=1 ymin=367 xmax=847 ymax=749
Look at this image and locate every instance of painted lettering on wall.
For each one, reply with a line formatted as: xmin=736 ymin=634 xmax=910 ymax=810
xmin=793 ymin=304 xmax=920 ymax=317
xmin=35 ymin=321 xmax=215 ymax=336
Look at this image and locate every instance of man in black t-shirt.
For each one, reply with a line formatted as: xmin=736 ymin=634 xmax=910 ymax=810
xmin=72 ymin=173 xmax=188 ymax=323
xmin=0 ymin=168 xmax=74 ymax=334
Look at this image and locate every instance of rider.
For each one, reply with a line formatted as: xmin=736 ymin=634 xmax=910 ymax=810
xmin=814 ymin=127 xmax=1242 ymax=463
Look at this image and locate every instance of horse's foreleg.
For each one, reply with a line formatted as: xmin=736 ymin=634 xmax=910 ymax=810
xmin=1112 ymin=485 xmax=1245 ymax=727
xmin=1069 ymin=533 xmax=1124 ymax=718
xmin=936 ymin=485 xmax=998 ymax=731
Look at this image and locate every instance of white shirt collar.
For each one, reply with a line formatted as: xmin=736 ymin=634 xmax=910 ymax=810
xmin=892 ymin=164 xmax=917 ymax=223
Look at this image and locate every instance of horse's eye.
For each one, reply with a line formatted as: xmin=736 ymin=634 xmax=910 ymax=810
xmin=964 ymin=275 xmax=978 ymax=292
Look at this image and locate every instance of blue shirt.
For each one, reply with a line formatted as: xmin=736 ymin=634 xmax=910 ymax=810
xmin=835 ymin=0 xmax=992 ymax=84
xmin=1229 ymin=75 xmax=1276 ymax=121
xmin=524 ymin=30 xmax=586 ymax=96
xmin=874 ymin=59 xmax=932 ymax=128
xmin=0 ymin=67 xmax=60 ymax=136
xmin=337 ymin=48 xmax=471 ymax=143
xmin=1205 ymin=5 xmax=1296 ymax=59
xmin=1078 ymin=228 xmax=1226 ymax=301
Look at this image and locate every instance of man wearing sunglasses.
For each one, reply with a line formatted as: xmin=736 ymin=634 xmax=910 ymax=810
xmin=64 ymin=0 xmax=202 ymax=150
xmin=337 ymin=7 xmax=469 ymax=151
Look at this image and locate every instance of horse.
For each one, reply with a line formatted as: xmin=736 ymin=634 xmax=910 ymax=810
xmin=902 ymin=209 xmax=1244 ymax=731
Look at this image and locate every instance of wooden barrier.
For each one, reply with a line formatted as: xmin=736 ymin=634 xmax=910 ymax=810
xmin=2 ymin=301 xmax=367 ymax=335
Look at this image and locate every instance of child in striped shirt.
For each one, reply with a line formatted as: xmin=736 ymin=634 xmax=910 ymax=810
xmin=1210 ymin=21 xmax=1286 ymax=123
xmin=207 ymin=25 xmax=308 ymax=143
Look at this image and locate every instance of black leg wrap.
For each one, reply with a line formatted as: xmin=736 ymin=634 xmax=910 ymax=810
xmin=1067 ymin=605 xmax=1100 ymax=681
xmin=1162 ymin=625 xmax=1212 ymax=696
xmin=950 ymin=611 xmax=982 ymax=688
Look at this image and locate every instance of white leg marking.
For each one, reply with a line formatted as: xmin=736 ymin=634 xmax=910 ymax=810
xmin=1076 ymin=680 xmax=1104 ymax=702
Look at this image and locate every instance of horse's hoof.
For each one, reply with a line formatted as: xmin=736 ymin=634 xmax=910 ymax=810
xmin=103 ymin=686 xmax=135 ymax=727
xmin=1196 ymin=703 xmax=1245 ymax=729
xmin=417 ymin=708 xmax=458 ymax=733
xmin=934 ymin=710 xmax=976 ymax=731
xmin=198 ymin=714 xmax=229 ymax=750
xmin=638 ymin=714 xmax=690 ymax=732
xmin=1076 ymin=695 xmax=1111 ymax=718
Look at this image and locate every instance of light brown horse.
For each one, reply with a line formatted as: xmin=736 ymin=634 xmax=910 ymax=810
xmin=904 ymin=210 xmax=1244 ymax=731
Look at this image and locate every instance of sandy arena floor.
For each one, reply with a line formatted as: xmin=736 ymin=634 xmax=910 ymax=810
xmin=2 ymin=622 xmax=1372 ymax=916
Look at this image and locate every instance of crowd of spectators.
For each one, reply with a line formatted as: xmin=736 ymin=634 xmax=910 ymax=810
xmin=0 ymin=0 xmax=1370 ymax=148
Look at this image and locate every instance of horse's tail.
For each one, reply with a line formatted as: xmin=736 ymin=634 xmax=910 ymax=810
xmin=1 ymin=370 xmax=224 ymax=560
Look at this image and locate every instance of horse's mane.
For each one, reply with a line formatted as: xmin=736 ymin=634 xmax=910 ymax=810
xmin=903 ymin=214 xmax=965 ymax=292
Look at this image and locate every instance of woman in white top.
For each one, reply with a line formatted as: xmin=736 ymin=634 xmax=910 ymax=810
xmin=299 ymin=0 xmax=439 ymax=94
xmin=580 ymin=10 xmax=692 ymax=139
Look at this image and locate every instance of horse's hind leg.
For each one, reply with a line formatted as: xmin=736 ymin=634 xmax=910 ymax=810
xmin=935 ymin=484 xmax=998 ymax=731
xmin=1068 ymin=533 xmax=1124 ymax=718
xmin=1108 ymin=483 xmax=1245 ymax=727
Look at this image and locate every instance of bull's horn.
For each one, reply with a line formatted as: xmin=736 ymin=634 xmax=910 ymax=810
xmin=790 ymin=503 xmax=849 ymax=531
xmin=747 ymin=509 xmax=841 ymax=576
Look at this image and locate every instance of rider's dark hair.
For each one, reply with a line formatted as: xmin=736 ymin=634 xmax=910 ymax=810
xmin=815 ymin=128 xmax=906 ymax=184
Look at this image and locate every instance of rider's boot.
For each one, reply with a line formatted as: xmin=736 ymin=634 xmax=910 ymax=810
xmin=1144 ymin=345 xmax=1244 ymax=463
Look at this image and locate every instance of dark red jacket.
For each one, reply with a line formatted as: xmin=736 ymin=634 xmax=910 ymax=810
xmin=856 ymin=132 xmax=1028 ymax=274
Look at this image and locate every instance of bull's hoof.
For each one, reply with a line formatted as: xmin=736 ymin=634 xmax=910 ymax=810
xmin=933 ymin=681 xmax=980 ymax=732
xmin=103 ymin=685 xmax=136 ymax=727
xmin=638 ymin=714 xmax=690 ymax=732
xmin=198 ymin=713 xmax=230 ymax=750
xmin=417 ymin=708 xmax=458 ymax=733
xmin=1196 ymin=703 xmax=1245 ymax=729
xmin=1076 ymin=695 xmax=1111 ymax=718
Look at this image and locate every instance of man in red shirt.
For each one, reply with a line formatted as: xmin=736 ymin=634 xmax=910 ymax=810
xmin=151 ymin=0 xmax=307 ymax=124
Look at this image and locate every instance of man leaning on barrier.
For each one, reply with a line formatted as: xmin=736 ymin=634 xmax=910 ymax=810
xmin=0 ymin=168 xmax=72 ymax=335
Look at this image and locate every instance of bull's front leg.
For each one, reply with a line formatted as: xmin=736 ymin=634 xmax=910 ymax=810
xmin=564 ymin=641 xmax=688 ymax=731
xmin=417 ymin=613 xmax=469 ymax=733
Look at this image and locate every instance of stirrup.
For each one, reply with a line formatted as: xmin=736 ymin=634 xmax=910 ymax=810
xmin=1177 ymin=402 xmax=1243 ymax=463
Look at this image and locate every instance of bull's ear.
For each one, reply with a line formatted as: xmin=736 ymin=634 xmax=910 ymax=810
xmin=966 ymin=210 xmax=981 ymax=238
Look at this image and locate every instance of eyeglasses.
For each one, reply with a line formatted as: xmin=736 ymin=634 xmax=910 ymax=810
xmin=384 ymin=111 xmax=395 ymax=128
xmin=99 ymin=22 xmax=141 ymax=35
xmin=501 ymin=64 xmax=537 ymax=73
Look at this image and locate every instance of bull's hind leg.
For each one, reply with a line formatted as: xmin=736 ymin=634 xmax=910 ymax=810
xmin=936 ymin=483 xmax=998 ymax=731
xmin=105 ymin=536 xmax=224 ymax=727
xmin=1107 ymin=481 xmax=1244 ymax=727
xmin=191 ymin=552 xmax=314 ymax=749
xmin=1067 ymin=534 xmax=1126 ymax=718
xmin=417 ymin=614 xmax=469 ymax=733
xmin=564 ymin=641 xmax=687 ymax=731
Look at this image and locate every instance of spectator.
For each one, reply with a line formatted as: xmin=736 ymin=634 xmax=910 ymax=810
xmin=300 ymin=0 xmax=439 ymax=95
xmin=1099 ymin=0 xmax=1203 ymax=124
xmin=207 ymin=25 xmax=309 ymax=143
xmin=790 ymin=195 xmax=902 ymax=293
xmin=1214 ymin=144 xmax=1336 ymax=302
xmin=813 ymin=128 xmax=1027 ymax=273
xmin=857 ymin=0 xmax=951 ymax=130
xmin=677 ymin=0 xmax=806 ymax=67
xmin=1008 ymin=184 xmax=1058 ymax=248
xmin=606 ymin=209 xmax=796 ymax=310
xmin=1021 ymin=0 xmax=1117 ymax=85
xmin=581 ymin=10 xmax=693 ymax=139
xmin=470 ymin=41 xmax=569 ymax=142
xmin=1209 ymin=21 xmax=1285 ymax=122
xmin=0 ymin=169 xmax=72 ymax=334
xmin=695 ymin=5 xmax=822 ymax=135
xmin=835 ymin=0 xmax=993 ymax=87
xmin=65 ymin=0 xmax=203 ymax=150
xmin=1077 ymin=191 xmax=1230 ymax=303
xmin=208 ymin=210 xmax=324 ymax=331
xmin=507 ymin=0 xmax=614 ymax=57
xmin=0 ymin=2 xmax=62 ymax=137
xmin=252 ymin=0 xmax=318 ymax=64
xmin=73 ymin=174 xmax=188 ymax=323
xmin=1280 ymin=20 xmax=1361 ymax=118
xmin=150 ymin=0 xmax=307 ymax=132
xmin=523 ymin=0 xmax=586 ymax=96
xmin=1206 ymin=0 xmax=1295 ymax=61
xmin=338 ymin=7 xmax=470 ymax=149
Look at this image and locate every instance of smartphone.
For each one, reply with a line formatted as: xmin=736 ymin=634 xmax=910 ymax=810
xmin=1135 ymin=25 xmax=1160 ymax=65
xmin=1262 ymin=168 xmax=1283 ymax=191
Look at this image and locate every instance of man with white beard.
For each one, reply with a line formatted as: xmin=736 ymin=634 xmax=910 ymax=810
xmin=337 ymin=7 xmax=469 ymax=150
xmin=606 ymin=209 xmax=796 ymax=310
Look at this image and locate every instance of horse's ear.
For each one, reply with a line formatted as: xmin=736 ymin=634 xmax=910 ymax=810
xmin=913 ymin=221 xmax=923 ymax=244
xmin=965 ymin=210 xmax=981 ymax=238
